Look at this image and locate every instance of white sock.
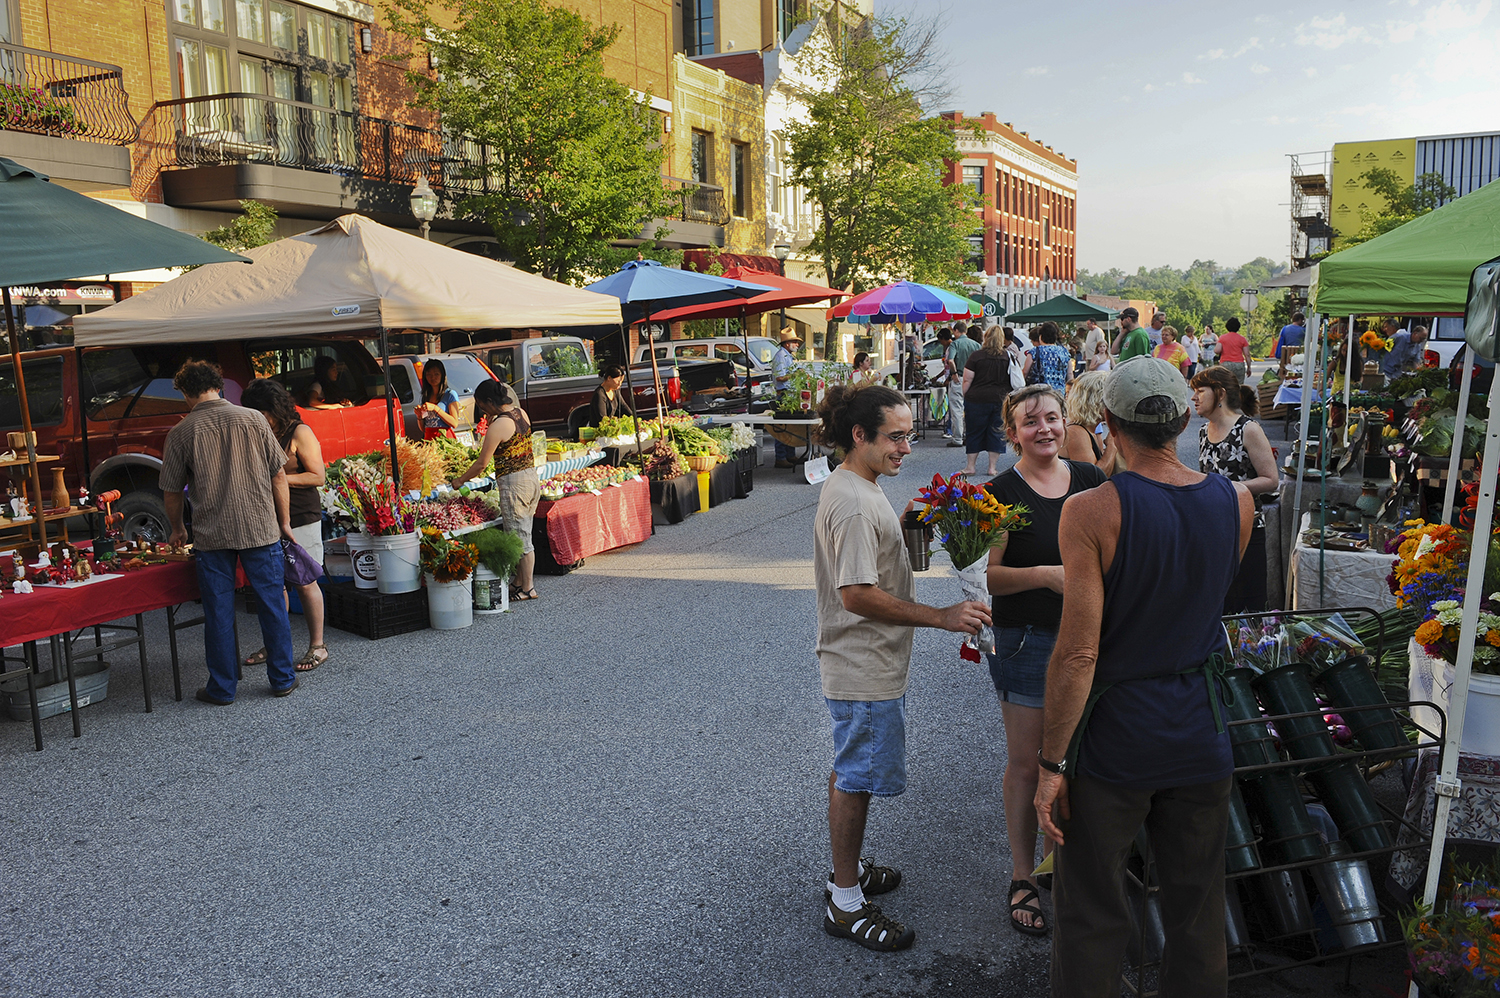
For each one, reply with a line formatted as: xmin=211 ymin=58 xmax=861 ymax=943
xmin=828 ymin=881 xmax=866 ymax=912
xmin=825 ymin=861 xmax=867 ymax=896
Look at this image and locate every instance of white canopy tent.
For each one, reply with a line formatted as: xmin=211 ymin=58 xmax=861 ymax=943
xmin=73 ymin=214 xmax=623 ymax=476
xmin=73 ymin=214 xmax=623 ymax=344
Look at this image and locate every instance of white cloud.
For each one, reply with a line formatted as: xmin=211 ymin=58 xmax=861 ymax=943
xmin=1024 ymin=65 xmax=1049 ymax=76
xmin=1305 ymin=67 xmax=1319 ymax=77
xmin=1198 ymin=47 xmax=1226 ymax=60
xmin=1232 ymin=37 xmax=1262 ymax=56
xmin=1250 ymin=63 xmax=1271 ymax=74
xmin=1143 ymin=83 xmax=1160 ymax=92
xmin=1182 ymin=71 xmax=1204 ymax=84
xmin=1295 ymin=14 xmax=1373 ymax=48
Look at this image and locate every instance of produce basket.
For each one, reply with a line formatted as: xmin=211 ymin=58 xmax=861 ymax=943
xmin=685 ymin=454 xmax=717 ymax=473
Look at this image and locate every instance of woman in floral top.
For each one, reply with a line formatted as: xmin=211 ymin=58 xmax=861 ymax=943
xmin=1192 ymin=365 xmax=1279 ymax=613
xmin=1028 ymin=322 xmax=1074 ymax=392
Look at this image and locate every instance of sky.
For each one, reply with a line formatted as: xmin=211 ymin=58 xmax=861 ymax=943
xmin=880 ymin=0 xmax=1500 ymax=275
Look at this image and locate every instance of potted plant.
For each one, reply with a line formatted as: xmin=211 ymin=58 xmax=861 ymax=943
xmin=469 ymin=527 xmax=523 ymax=614
xmin=419 ymin=527 xmax=477 ymax=629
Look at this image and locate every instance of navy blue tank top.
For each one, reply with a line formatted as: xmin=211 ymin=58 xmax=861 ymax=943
xmin=1078 ymin=471 xmax=1241 ymax=788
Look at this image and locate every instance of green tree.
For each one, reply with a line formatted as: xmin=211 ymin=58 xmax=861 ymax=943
xmin=387 ymin=0 xmax=675 ymax=284
xmin=1338 ymin=169 xmax=1458 ymax=250
xmin=183 ymin=200 xmax=277 ymax=270
xmin=783 ymin=15 xmax=977 ymax=299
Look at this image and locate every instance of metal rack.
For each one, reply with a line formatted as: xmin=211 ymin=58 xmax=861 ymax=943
xmin=1120 ymin=607 xmax=1443 ymax=994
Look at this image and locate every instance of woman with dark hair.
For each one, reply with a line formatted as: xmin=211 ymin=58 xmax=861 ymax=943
xmin=452 ymin=379 xmax=541 ymax=601
xmin=419 ymin=359 xmax=460 ymax=440
xmin=307 ymin=355 xmax=350 ymax=407
xmin=851 ymin=352 xmax=878 ymax=386
xmin=961 ymin=325 xmax=1013 ymax=478
xmin=587 ymin=364 xmax=634 ymax=426
xmin=239 ymin=377 xmax=329 ymax=671
xmin=1191 ymin=365 xmax=1277 ymax=614
xmin=1028 ymin=322 xmax=1073 ymax=392
xmin=984 ymin=383 xmax=1108 ymax=935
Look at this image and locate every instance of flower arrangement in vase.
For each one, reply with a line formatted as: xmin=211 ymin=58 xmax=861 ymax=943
xmin=1389 ymin=520 xmax=1500 ymax=673
xmin=335 ymin=476 xmax=414 ymax=536
xmin=1405 ymin=869 xmax=1500 ymax=996
xmin=419 ymin=527 xmax=478 ymax=582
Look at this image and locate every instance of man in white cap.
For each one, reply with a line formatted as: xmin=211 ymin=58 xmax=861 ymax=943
xmin=772 ymin=328 xmax=803 ymax=468
xmin=1035 ymin=357 xmax=1253 ymax=998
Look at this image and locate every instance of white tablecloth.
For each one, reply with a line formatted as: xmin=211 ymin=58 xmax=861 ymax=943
xmin=1289 ymin=512 xmax=1396 ymax=610
xmin=1273 ymin=383 xmax=1325 ymax=407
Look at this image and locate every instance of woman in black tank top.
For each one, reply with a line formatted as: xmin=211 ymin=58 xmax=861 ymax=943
xmin=241 ymin=379 xmax=331 ymax=672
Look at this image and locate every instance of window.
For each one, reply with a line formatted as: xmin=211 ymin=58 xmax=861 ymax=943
xmin=526 ymin=341 xmax=595 ymax=381
xmin=996 ymin=232 xmax=1007 ymax=275
xmin=305 ymin=10 xmax=326 ymax=58
xmin=768 ymin=136 xmax=783 ymax=215
xmin=966 ymin=235 xmax=984 ymax=271
xmin=246 ymin=340 xmax=375 ymax=406
xmin=0 ymin=357 xmax=64 ymax=429
xmin=1043 ymin=218 xmax=1050 ymax=246
xmin=675 ymin=344 xmax=710 ymax=360
xmin=962 ymin=164 xmax=984 ymax=193
xmin=236 ymin=0 xmax=264 ymax=42
xmin=1001 ymin=174 xmax=1009 ymax=213
xmin=0 ymin=0 xmax=17 ymax=43
xmin=484 ymin=349 xmax=516 ymax=386
xmin=778 ymin=0 xmax=800 ymax=40
xmin=684 ymin=0 xmax=713 ymax=56
xmin=730 ymin=141 xmax=748 ymax=217
xmin=690 ymin=130 xmax=711 ymax=184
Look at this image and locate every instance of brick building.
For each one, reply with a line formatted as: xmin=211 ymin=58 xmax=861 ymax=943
xmin=941 ymin=111 xmax=1079 ymax=317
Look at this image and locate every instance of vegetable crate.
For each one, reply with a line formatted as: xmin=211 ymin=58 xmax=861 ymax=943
xmin=1258 ymin=381 xmax=1289 ymax=422
xmin=323 ymin=581 xmax=429 ymax=640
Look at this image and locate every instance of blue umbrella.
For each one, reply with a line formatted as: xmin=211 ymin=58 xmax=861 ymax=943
xmin=585 ymin=260 xmax=776 ymax=431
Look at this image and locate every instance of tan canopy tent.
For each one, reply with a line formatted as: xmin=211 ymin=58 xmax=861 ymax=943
xmin=73 ymin=214 xmax=622 ymax=345
xmin=74 ymin=213 xmax=623 ymax=476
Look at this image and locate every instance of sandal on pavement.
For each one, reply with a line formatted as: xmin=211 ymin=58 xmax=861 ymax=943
xmin=244 ymin=647 xmax=268 ymax=667
xmin=823 ymin=891 xmax=915 ymax=952
xmin=827 ymin=856 xmax=902 ymax=897
xmin=1008 ymin=880 xmax=1048 ymax=937
xmin=295 ymin=644 xmax=329 ymax=672
xmin=510 ymin=586 xmax=539 ymax=601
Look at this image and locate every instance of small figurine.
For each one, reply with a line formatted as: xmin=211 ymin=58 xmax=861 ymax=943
xmin=12 ymin=561 xmax=30 ymax=594
xmin=73 ymin=559 xmax=92 ymax=582
xmin=33 ymin=550 xmax=50 ymax=570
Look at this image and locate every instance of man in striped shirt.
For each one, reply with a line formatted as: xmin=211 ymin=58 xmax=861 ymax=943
xmin=161 ymin=360 xmax=299 ymax=705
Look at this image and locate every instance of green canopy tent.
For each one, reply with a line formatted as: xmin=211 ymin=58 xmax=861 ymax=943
xmin=1004 ymin=293 xmax=1118 ymax=324
xmin=1311 ymin=176 xmax=1500 ymax=317
xmin=0 ymin=156 xmax=247 ymax=551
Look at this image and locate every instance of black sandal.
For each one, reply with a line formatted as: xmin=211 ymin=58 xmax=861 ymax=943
xmin=1008 ymin=879 xmax=1048 ymax=936
xmin=509 ymin=585 xmax=539 ymax=601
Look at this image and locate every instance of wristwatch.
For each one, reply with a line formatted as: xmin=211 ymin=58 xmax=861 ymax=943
xmin=1037 ymin=749 xmax=1067 ymax=775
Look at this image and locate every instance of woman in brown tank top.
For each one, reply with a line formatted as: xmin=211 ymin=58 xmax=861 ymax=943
xmin=451 ymin=379 xmax=541 ymax=601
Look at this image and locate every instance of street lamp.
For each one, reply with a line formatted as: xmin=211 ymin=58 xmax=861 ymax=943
xmin=409 ymin=175 xmax=438 ymax=240
xmin=773 ymin=242 xmax=793 ymax=349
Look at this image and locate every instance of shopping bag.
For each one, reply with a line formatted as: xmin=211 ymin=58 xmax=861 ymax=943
xmin=281 ymin=538 xmax=324 ymax=586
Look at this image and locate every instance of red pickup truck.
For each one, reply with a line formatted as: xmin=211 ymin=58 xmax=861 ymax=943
xmin=2 ymin=336 xmax=396 ymax=541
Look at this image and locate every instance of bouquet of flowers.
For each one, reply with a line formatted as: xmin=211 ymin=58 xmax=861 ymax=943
xmin=1406 ymin=869 xmax=1500 ymax=996
xmin=1360 ymin=329 xmax=1393 ymax=354
xmin=419 ymin=527 xmax=478 ymax=582
xmin=1283 ymin=612 xmax=1365 ymax=671
xmin=1228 ymin=615 xmax=1285 ymax=674
xmin=336 ymin=476 xmax=414 ymax=536
xmin=912 ymin=473 xmax=1029 ymax=658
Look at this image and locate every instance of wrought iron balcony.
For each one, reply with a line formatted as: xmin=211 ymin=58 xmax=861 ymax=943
xmin=132 ymin=92 xmax=499 ymax=202
xmin=665 ymin=177 xmax=727 ymax=225
xmin=0 ymin=42 xmax=138 ymax=144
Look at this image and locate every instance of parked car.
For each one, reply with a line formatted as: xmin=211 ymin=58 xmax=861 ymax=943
xmin=1 ymin=337 xmax=398 ymax=542
xmin=632 ymin=336 xmax=779 ymax=393
xmin=383 ymin=351 xmax=496 ymax=440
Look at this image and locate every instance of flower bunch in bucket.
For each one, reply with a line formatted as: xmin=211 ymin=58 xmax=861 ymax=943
xmin=912 ymin=473 xmax=1028 ymax=659
xmin=337 ymin=476 xmax=414 ymax=536
xmin=419 ymin=527 xmax=478 ymax=582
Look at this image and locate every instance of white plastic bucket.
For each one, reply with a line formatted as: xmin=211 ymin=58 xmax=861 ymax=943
xmin=372 ymin=530 xmax=420 ymax=594
xmin=346 ymin=531 xmax=378 ymax=590
xmin=473 ymin=565 xmax=510 ymax=615
xmin=425 ymin=573 xmax=474 ymax=629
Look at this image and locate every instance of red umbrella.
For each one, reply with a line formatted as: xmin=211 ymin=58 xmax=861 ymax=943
xmin=644 ymin=267 xmax=846 ymax=322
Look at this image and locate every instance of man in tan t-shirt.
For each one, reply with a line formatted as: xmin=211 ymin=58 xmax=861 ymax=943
xmin=813 ymin=384 xmax=990 ymax=952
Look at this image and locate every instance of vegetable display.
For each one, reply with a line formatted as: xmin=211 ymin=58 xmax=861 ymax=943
xmin=414 ymin=494 xmax=498 ymax=532
xmin=626 ymin=441 xmax=687 ymax=481
xmin=540 ymin=464 xmax=636 ymax=500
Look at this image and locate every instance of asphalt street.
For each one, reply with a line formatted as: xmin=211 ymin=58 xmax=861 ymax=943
xmin=2 ymin=373 xmax=1400 ymax=997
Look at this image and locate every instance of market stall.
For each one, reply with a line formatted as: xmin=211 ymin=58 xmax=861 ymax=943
xmin=533 ymin=477 xmax=651 ymax=569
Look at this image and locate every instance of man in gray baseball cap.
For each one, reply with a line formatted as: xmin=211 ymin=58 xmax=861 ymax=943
xmin=1034 ymin=357 xmax=1254 ymax=997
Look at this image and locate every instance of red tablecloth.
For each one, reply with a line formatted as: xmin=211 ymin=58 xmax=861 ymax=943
xmin=1 ymin=561 xmax=201 ymax=647
xmin=535 ymin=478 xmax=651 ymax=564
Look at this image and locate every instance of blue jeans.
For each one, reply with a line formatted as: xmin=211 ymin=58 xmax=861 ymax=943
xmin=195 ymin=543 xmax=295 ymax=700
xmin=827 ymin=696 xmax=908 ymax=797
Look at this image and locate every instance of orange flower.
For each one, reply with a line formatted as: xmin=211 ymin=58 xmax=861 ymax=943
xmin=1488 ymin=629 xmax=1500 ymax=648
xmin=1416 ymin=619 xmax=1445 ymax=645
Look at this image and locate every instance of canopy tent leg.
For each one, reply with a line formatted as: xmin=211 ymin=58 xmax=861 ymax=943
xmin=2 ymin=286 xmax=47 ymax=552
xmin=1343 ymin=313 xmax=1356 ymax=447
xmin=379 ymin=326 xmax=401 ymax=491
xmin=1443 ymin=345 xmax=1477 ymax=524
xmin=1287 ymin=314 xmax=1322 ymax=602
xmin=619 ymin=324 xmax=644 ymax=454
xmin=644 ymin=306 xmax=668 ymax=435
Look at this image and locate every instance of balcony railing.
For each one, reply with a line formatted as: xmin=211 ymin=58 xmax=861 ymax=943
xmin=665 ymin=177 xmax=727 ymax=226
xmin=0 ymin=42 xmax=138 ymax=144
xmin=132 ymin=93 xmax=502 ymax=202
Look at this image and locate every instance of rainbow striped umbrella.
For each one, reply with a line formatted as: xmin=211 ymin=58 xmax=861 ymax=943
xmin=827 ymin=280 xmax=983 ymax=324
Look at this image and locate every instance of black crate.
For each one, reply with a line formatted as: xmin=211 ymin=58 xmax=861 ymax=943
xmin=323 ymin=582 xmax=429 ymax=640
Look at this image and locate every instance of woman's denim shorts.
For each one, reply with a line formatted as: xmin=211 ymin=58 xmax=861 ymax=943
xmin=987 ymin=625 xmax=1057 ymax=709
xmin=965 ymin=401 xmax=1007 ymax=455
xmin=826 ymin=696 xmax=907 ymax=797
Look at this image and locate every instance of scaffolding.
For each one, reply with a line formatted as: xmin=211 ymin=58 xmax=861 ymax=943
xmin=1288 ymin=150 xmax=1333 ymax=270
